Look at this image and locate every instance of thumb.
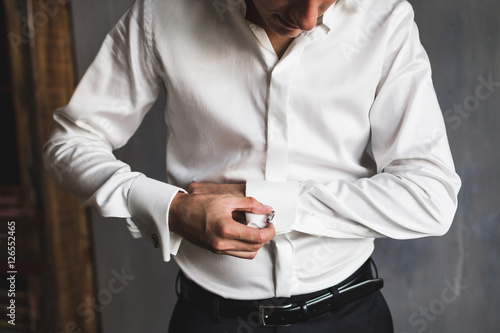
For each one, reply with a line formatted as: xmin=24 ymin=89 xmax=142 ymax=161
xmin=228 ymin=196 xmax=273 ymax=215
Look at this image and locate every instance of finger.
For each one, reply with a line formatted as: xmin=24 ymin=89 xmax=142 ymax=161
xmin=222 ymin=220 xmax=276 ymax=244
xmin=186 ymin=182 xmax=195 ymax=193
xmin=220 ymin=227 xmax=275 ymax=259
xmin=212 ymin=238 xmax=267 ymax=259
xmin=224 ymin=250 xmax=259 ymax=260
xmin=186 ymin=182 xmax=207 ymax=194
xmin=212 ymin=238 xmax=264 ymax=253
xmin=226 ymin=196 xmax=273 ymax=215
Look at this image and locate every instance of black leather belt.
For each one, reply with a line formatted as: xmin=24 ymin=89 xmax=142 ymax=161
xmin=178 ymin=258 xmax=384 ymax=327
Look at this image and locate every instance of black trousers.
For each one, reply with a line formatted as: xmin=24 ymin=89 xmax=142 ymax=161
xmin=169 ymin=288 xmax=394 ymax=333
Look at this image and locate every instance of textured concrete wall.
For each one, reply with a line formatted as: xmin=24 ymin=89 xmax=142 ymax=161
xmin=70 ymin=0 xmax=500 ymax=332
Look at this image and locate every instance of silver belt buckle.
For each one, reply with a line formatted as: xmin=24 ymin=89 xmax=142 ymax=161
xmin=259 ymin=303 xmax=293 ymax=327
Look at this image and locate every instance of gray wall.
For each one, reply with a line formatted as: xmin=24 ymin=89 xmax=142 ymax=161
xmin=70 ymin=0 xmax=500 ymax=332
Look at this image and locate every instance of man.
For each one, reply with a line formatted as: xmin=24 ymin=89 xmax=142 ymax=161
xmin=44 ymin=0 xmax=461 ymax=331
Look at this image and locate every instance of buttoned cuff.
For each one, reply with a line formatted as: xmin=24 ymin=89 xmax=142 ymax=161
xmin=127 ymin=176 xmax=185 ymax=261
xmin=245 ymin=180 xmax=299 ymax=233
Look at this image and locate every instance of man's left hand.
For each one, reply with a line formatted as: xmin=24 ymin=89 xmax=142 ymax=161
xmin=186 ymin=182 xmax=245 ymax=197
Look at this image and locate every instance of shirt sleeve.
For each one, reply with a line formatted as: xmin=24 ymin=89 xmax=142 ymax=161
xmin=246 ymin=7 xmax=461 ymax=239
xmin=43 ymin=0 xmax=183 ymax=261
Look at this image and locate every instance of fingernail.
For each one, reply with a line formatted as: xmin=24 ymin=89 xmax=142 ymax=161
xmin=264 ymin=205 xmax=273 ymax=210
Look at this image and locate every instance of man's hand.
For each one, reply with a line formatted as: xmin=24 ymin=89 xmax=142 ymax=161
xmin=186 ymin=182 xmax=246 ymax=197
xmin=169 ymin=184 xmax=275 ymax=259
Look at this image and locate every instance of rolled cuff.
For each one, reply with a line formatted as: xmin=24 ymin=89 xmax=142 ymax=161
xmin=127 ymin=176 xmax=185 ymax=261
xmin=245 ymin=180 xmax=299 ymax=234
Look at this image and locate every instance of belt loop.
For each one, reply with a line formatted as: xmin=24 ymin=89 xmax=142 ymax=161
xmin=212 ymin=295 xmax=222 ymax=324
xmin=330 ymin=286 xmax=340 ymax=313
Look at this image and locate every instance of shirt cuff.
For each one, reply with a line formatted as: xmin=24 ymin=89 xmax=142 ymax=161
xmin=127 ymin=176 xmax=185 ymax=261
xmin=245 ymin=180 xmax=299 ymax=234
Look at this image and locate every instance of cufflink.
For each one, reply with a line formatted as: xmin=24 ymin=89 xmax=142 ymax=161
xmin=151 ymin=234 xmax=159 ymax=248
xmin=266 ymin=211 xmax=275 ymax=223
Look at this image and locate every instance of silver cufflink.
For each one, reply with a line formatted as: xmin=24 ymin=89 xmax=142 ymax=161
xmin=151 ymin=234 xmax=159 ymax=248
xmin=266 ymin=211 xmax=275 ymax=223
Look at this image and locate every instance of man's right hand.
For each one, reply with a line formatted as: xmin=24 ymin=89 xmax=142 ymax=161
xmin=168 ymin=191 xmax=276 ymax=259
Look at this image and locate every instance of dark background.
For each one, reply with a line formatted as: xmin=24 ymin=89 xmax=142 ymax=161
xmin=69 ymin=0 xmax=500 ymax=332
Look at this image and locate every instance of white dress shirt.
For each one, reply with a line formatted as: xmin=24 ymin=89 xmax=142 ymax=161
xmin=43 ymin=0 xmax=461 ymax=299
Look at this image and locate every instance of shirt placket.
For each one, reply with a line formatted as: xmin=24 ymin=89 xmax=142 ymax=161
xmin=250 ymin=25 xmax=328 ymax=297
xmin=266 ymin=42 xmax=303 ymax=297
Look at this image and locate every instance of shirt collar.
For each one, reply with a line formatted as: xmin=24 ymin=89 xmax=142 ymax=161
xmin=321 ymin=0 xmax=366 ymax=29
xmin=318 ymin=2 xmax=336 ymax=31
xmin=237 ymin=0 xmax=247 ymax=17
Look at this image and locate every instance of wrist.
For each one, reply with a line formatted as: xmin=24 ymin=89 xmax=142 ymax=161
xmin=168 ymin=191 xmax=188 ymax=233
